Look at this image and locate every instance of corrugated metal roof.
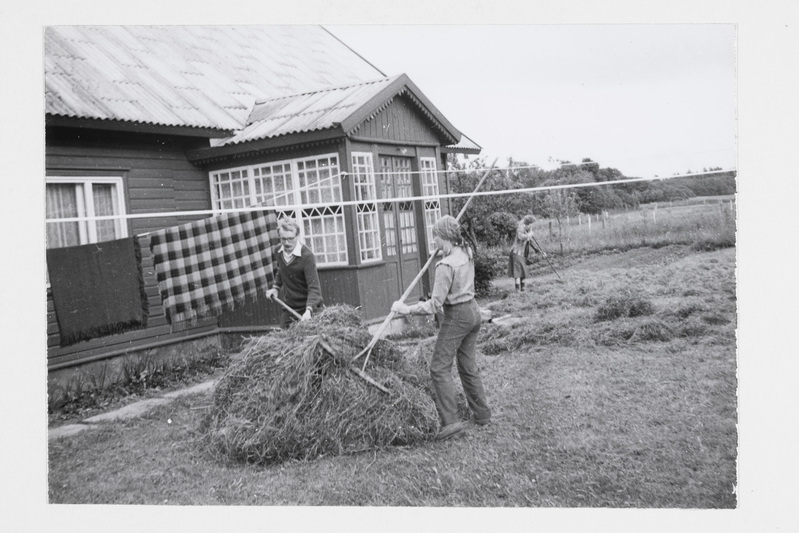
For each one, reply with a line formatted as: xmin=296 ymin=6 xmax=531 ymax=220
xmin=213 ymin=76 xmax=398 ymax=146
xmin=45 ymin=26 xmax=386 ymax=131
xmin=444 ymin=132 xmax=482 ymax=154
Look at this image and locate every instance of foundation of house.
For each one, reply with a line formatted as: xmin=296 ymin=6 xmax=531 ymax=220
xmin=47 ymin=334 xmax=224 ymax=409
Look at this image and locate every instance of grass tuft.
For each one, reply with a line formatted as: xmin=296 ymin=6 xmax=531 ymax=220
xmin=595 ymin=292 xmax=655 ymax=321
xmin=629 ymin=319 xmax=674 ymax=343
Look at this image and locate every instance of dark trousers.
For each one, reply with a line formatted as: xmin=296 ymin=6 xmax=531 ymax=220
xmin=430 ymin=299 xmax=491 ymax=426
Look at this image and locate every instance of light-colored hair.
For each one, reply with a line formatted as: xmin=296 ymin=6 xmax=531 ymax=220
xmin=277 ymin=218 xmax=301 ymax=237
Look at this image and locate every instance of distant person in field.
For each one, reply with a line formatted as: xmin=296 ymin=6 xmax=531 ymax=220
xmin=266 ymin=219 xmax=322 ymax=328
xmin=508 ymin=215 xmax=547 ymax=292
xmin=391 ymin=215 xmax=492 ymax=441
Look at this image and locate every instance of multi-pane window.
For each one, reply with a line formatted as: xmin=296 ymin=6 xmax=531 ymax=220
xmin=209 ymin=154 xmax=347 ymax=265
xmin=253 ymin=162 xmax=292 ymax=208
xmin=304 ymin=207 xmax=347 ymax=264
xmin=351 ymin=153 xmax=382 ymax=262
xmin=420 ymin=158 xmax=441 ymax=253
xmin=212 ymin=169 xmax=250 ymax=210
xmin=45 ymin=176 xmax=128 ymax=249
xmin=379 ymin=156 xmax=417 ymax=257
xmin=399 ymin=208 xmax=417 ymax=254
xmin=297 ymin=156 xmax=340 ymax=204
xmin=382 ymin=203 xmax=397 ymax=256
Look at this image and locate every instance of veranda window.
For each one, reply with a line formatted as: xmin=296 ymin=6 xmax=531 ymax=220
xmin=420 ymin=158 xmax=441 ymax=253
xmin=45 ymin=176 xmax=128 ymax=249
xmin=210 ymin=154 xmax=348 ymax=265
xmin=351 ymin=152 xmax=382 ymax=263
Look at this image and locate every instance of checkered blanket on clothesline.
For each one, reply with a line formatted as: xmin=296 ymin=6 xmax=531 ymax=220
xmin=148 ymin=208 xmax=279 ymax=330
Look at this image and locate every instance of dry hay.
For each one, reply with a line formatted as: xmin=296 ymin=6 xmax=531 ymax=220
xmin=594 ymin=291 xmax=655 ymax=321
xmin=628 ymin=319 xmax=674 ymax=343
xmin=478 ymin=320 xmax=577 ymax=354
xmin=202 ymin=305 xmax=438 ymax=465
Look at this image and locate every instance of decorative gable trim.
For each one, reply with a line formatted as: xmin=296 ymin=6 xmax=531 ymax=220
xmin=338 ymin=74 xmax=461 ymax=146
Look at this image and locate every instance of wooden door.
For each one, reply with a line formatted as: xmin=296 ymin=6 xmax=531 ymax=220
xmin=379 ymin=156 xmax=421 ymax=303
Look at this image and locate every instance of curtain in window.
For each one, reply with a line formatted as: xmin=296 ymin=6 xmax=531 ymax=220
xmin=46 ymin=183 xmax=82 ymax=248
xmin=93 ymin=183 xmax=119 ymax=242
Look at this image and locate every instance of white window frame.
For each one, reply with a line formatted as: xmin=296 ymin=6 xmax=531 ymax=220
xmin=351 ymin=152 xmax=382 ymax=263
xmin=45 ymin=175 xmax=128 ymax=248
xmin=209 ymin=167 xmax=253 ymax=211
xmin=420 ymin=157 xmax=442 ymax=253
xmin=209 ymin=153 xmax=348 ymax=266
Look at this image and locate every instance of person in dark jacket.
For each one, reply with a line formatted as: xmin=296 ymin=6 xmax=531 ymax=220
xmin=508 ymin=215 xmax=546 ymax=292
xmin=265 ymin=219 xmax=323 ymax=328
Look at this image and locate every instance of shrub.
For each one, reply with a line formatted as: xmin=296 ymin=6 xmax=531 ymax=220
xmin=474 ymin=247 xmax=506 ymax=296
xmin=484 ymin=211 xmax=520 ymax=243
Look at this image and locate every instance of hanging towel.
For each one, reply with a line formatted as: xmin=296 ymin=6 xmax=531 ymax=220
xmin=47 ymin=237 xmax=149 ymax=347
xmin=149 ymin=208 xmax=279 ymax=330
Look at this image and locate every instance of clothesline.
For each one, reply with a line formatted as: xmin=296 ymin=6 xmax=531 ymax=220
xmin=45 ymin=168 xmax=736 ymax=224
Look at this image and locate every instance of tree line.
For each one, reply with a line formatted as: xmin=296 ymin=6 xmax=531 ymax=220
xmin=446 ymin=156 xmax=736 ymax=244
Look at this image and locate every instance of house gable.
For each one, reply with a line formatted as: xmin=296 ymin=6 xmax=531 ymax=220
xmin=348 ymin=93 xmax=444 ymax=146
xmin=188 ymin=74 xmax=462 ymax=163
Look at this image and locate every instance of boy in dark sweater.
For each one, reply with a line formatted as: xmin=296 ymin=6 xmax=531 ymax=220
xmin=266 ymin=219 xmax=323 ymax=328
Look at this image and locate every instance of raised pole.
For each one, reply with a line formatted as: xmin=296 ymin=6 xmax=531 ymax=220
xmin=352 ymin=158 xmax=499 ymax=368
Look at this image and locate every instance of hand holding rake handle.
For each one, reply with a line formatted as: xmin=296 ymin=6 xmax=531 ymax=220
xmin=352 ymin=158 xmax=499 ymax=369
xmin=270 ymin=294 xmax=304 ymax=320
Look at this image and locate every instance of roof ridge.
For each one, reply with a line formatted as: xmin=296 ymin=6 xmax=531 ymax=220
xmin=252 ymin=74 xmax=398 ymax=105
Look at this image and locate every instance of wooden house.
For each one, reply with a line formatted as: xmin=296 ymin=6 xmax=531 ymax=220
xmin=45 ymin=26 xmax=480 ymax=383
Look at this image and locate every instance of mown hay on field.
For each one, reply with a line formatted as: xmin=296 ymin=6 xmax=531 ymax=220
xmin=595 ymin=291 xmax=655 ymax=321
xmin=478 ymin=319 xmax=578 ymax=355
xmin=202 ymin=305 xmax=438 ymax=465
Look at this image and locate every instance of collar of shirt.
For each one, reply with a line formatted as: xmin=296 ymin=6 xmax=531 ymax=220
xmin=279 ymin=242 xmax=303 ymax=257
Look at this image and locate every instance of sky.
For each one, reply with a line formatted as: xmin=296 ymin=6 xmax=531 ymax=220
xmin=329 ymin=25 xmax=736 ymax=178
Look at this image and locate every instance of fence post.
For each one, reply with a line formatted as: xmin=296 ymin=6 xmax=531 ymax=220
xmin=588 ymin=215 xmax=591 ymax=234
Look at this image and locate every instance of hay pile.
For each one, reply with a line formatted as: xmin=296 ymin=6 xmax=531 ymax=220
xmin=203 ymin=305 xmax=438 ymax=465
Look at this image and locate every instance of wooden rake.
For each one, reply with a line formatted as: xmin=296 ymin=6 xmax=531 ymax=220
xmin=351 ymin=158 xmax=499 ymax=372
xmin=528 ymin=233 xmax=564 ymax=283
xmin=271 ymin=294 xmax=304 ymax=320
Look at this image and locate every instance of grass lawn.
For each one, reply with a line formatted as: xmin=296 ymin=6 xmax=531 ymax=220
xmin=48 ymin=244 xmax=736 ymax=508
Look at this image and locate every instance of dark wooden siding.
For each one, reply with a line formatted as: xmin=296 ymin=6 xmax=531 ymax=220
xmin=354 ymin=96 xmax=441 ymax=145
xmin=46 ymin=128 xmax=219 ymax=368
xmin=357 ymin=264 xmax=395 ymax=320
xmin=215 ymin=293 xmax=282 ymax=328
xmin=216 ymin=268 xmax=363 ymax=327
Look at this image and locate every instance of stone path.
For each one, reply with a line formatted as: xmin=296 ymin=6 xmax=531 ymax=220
xmin=48 ymin=379 xmax=218 ymax=441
